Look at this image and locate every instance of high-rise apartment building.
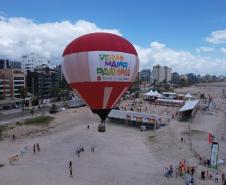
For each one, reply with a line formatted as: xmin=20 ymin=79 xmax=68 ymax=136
xmin=140 ymin=69 xmax=151 ymax=82
xmin=26 ymin=64 xmax=57 ymax=98
xmin=21 ymin=53 xmax=49 ymax=74
xmin=0 ymin=72 xmax=11 ymax=98
xmin=0 ymin=69 xmax=25 ymax=97
xmin=0 ymin=59 xmax=21 ymax=69
xmin=153 ymin=65 xmax=171 ymax=84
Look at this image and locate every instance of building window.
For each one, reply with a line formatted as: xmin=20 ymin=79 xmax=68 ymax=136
xmin=14 ymin=77 xmax=24 ymax=80
xmin=14 ymin=81 xmax=24 ymax=85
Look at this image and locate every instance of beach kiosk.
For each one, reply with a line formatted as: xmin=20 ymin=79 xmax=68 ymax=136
xmin=108 ymin=109 xmax=160 ymax=130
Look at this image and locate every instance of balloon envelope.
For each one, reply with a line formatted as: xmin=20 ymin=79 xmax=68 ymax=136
xmin=62 ymin=32 xmax=139 ymax=120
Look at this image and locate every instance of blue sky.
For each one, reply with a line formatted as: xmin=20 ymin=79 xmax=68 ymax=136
xmin=1 ymin=0 xmax=226 ymax=74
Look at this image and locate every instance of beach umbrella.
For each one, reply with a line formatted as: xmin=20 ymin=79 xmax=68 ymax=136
xmin=62 ymin=32 xmax=139 ymax=121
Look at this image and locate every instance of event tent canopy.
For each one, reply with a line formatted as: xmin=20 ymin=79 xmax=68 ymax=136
xmin=178 ymin=99 xmax=199 ymax=112
xmin=144 ymin=90 xmax=162 ymax=98
xmin=185 ymin=93 xmax=193 ymax=98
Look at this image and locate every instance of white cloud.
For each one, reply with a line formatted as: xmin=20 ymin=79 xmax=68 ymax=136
xmin=221 ymin=47 xmax=226 ymax=55
xmin=196 ymin=46 xmax=214 ymax=53
xmin=0 ymin=16 xmax=121 ymax=61
xmin=0 ymin=16 xmax=226 ymax=75
xmin=206 ymin=29 xmax=226 ymax=44
xmin=136 ymin=41 xmax=226 ymax=75
xmin=150 ymin=41 xmax=165 ymax=50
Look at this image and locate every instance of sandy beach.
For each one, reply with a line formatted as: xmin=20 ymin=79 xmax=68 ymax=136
xmin=0 ymin=82 xmax=226 ymax=185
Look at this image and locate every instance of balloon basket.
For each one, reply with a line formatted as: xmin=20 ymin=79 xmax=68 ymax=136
xmin=98 ymin=123 xmax=106 ymax=132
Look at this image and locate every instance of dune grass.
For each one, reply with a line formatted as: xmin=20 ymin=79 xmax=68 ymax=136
xmin=23 ymin=116 xmax=54 ymax=126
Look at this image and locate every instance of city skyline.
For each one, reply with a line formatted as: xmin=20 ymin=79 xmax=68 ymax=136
xmin=0 ymin=0 xmax=226 ymax=75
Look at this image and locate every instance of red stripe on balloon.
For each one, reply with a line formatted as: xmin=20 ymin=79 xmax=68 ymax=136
xmin=106 ymin=86 xmax=129 ymax=108
xmin=70 ymin=82 xmax=131 ymax=109
xmin=63 ymin=32 xmax=138 ymax=56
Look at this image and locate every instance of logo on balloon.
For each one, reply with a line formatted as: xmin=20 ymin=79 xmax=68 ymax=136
xmin=96 ymin=54 xmax=130 ymax=81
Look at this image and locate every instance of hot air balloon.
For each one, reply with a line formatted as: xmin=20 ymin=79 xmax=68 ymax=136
xmin=62 ymin=32 xmax=139 ymax=130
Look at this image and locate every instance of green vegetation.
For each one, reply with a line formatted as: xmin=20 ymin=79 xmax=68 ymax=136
xmin=0 ymin=124 xmax=15 ymax=140
xmin=16 ymin=121 xmax=23 ymax=126
xmin=0 ymin=125 xmax=8 ymax=140
xmin=49 ymin=103 xmax=58 ymax=114
xmin=148 ymin=135 xmax=156 ymax=141
xmin=0 ymin=116 xmax=54 ymax=141
xmin=31 ymin=96 xmax=39 ymax=106
xmin=23 ymin=116 xmax=54 ymax=126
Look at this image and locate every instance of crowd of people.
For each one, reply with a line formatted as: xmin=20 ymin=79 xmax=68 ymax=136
xmin=164 ymin=159 xmax=226 ymax=184
xmin=200 ymin=170 xmax=226 ymax=184
xmin=68 ymin=125 xmax=97 ymax=177
xmin=164 ymin=161 xmax=196 ymax=184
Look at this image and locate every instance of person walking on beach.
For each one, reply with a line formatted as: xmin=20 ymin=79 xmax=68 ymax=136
xmin=215 ymin=172 xmax=219 ymax=183
xmin=165 ymin=168 xmax=169 ymax=177
xmin=191 ymin=166 xmax=195 ymax=176
xmin=91 ymin=145 xmax=96 ymax=152
xmin=77 ymin=149 xmax=80 ymax=157
xmin=201 ymin=170 xmax=205 ymax=180
xmin=222 ymin=173 xmax=225 ymax=184
xmin=33 ymin=144 xmax=36 ymax=154
xmin=36 ymin=143 xmax=40 ymax=152
xmin=69 ymin=161 xmax=72 ymax=168
xmin=169 ymin=165 xmax=173 ymax=177
xmin=69 ymin=161 xmax=72 ymax=177
xmin=87 ymin=125 xmax=89 ymax=130
xmin=12 ymin=134 xmax=16 ymax=141
xmin=80 ymin=144 xmax=84 ymax=152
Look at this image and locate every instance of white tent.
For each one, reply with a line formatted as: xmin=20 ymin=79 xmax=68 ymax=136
xmin=154 ymin=90 xmax=163 ymax=98
xmin=185 ymin=93 xmax=193 ymax=98
xmin=144 ymin=90 xmax=155 ymax=96
xmin=178 ymin=100 xmax=199 ymax=112
xmin=144 ymin=90 xmax=162 ymax=98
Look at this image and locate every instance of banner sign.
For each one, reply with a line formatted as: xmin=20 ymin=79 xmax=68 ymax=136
xmin=126 ymin=114 xmax=156 ymax=123
xmin=210 ymin=142 xmax=219 ymax=168
xmin=88 ymin=51 xmax=136 ymax=82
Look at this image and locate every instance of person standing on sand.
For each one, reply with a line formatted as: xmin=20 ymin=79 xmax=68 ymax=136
xmin=191 ymin=166 xmax=195 ymax=176
xmin=215 ymin=172 xmax=219 ymax=183
xmin=87 ymin=125 xmax=89 ymax=129
xmin=91 ymin=145 xmax=96 ymax=152
xmin=33 ymin=144 xmax=36 ymax=154
xmin=36 ymin=143 xmax=40 ymax=152
xmin=12 ymin=134 xmax=16 ymax=141
xmin=77 ymin=150 xmax=80 ymax=157
xmin=181 ymin=137 xmax=184 ymax=142
xmin=69 ymin=161 xmax=72 ymax=168
xmin=69 ymin=161 xmax=73 ymax=177
xmin=222 ymin=173 xmax=225 ymax=184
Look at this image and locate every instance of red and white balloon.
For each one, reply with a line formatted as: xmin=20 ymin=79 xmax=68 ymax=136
xmin=62 ymin=32 xmax=139 ymax=120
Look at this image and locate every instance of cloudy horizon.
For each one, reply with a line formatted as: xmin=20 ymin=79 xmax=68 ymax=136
xmin=0 ymin=16 xmax=226 ymax=75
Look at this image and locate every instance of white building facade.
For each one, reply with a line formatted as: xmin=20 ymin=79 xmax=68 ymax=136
xmin=21 ymin=53 xmax=49 ymax=74
xmin=153 ymin=65 xmax=171 ymax=84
